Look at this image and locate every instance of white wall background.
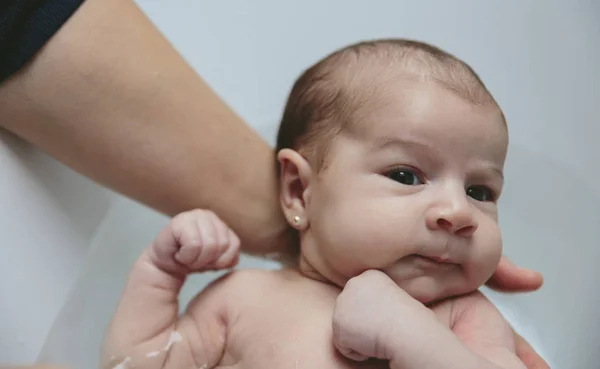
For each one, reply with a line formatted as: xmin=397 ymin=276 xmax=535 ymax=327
xmin=2 ymin=1 xmax=598 ymax=368
xmin=0 ymin=132 xmax=115 ymax=363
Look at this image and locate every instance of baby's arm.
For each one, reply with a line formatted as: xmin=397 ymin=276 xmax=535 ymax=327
xmin=101 ymin=210 xmax=240 ymax=369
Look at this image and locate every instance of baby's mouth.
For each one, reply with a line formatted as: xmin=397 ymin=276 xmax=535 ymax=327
xmin=426 ymin=255 xmax=453 ymax=263
xmin=414 ymin=254 xmax=457 ymax=266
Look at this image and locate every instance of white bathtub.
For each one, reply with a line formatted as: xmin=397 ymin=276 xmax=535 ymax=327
xmin=2 ymin=1 xmax=599 ymax=368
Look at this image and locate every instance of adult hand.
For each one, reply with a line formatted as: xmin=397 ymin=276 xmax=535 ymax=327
xmin=514 ymin=331 xmax=551 ymax=369
xmin=332 ymin=269 xmax=549 ymax=369
xmin=483 ymin=256 xmax=548 ymax=368
xmin=486 ymin=257 xmax=544 ymax=292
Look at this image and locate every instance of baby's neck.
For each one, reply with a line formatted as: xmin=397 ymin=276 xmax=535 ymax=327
xmin=296 ymin=252 xmax=344 ymax=287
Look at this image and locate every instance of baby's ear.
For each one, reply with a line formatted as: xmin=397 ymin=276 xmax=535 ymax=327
xmin=277 ymin=149 xmax=313 ymax=230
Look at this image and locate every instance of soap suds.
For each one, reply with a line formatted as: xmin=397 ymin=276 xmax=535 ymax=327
xmin=145 ymin=331 xmax=184 ymax=358
xmin=164 ymin=331 xmax=183 ymax=351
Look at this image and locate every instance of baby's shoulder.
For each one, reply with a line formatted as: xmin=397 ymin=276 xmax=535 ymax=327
xmin=195 ymin=268 xmax=293 ymax=303
xmin=217 ymin=267 xmax=287 ymax=288
xmin=182 ymin=268 xmax=285 ymax=318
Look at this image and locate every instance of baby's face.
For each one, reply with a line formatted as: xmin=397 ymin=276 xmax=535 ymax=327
xmin=300 ymin=82 xmax=508 ymax=303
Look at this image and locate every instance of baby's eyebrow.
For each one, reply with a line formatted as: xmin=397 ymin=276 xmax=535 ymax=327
xmin=370 ymin=136 xmax=434 ymax=152
xmin=468 ymin=165 xmax=505 ymax=186
xmin=492 ymin=168 xmax=504 ymax=181
xmin=368 ymin=135 xmax=443 ymax=167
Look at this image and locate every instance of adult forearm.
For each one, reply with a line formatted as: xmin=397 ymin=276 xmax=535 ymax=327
xmin=387 ymin=331 xmax=506 ymax=369
xmin=0 ymin=0 xmax=289 ymax=255
xmin=390 ymin=348 xmax=501 ymax=369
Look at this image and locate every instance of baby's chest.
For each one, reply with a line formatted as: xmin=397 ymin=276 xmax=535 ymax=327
xmin=222 ymin=306 xmax=389 ymax=369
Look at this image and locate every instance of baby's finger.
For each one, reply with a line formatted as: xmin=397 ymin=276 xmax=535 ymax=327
xmin=174 ymin=215 xmax=203 ymax=266
xmin=210 ymin=212 xmax=231 ymax=257
xmin=335 ymin=346 xmax=369 ymax=362
xmin=189 ymin=213 xmax=219 ymax=269
xmin=213 ymin=229 xmax=241 ymax=269
xmin=152 ymin=224 xmax=179 ymax=259
xmin=148 ymin=224 xmax=181 ymax=273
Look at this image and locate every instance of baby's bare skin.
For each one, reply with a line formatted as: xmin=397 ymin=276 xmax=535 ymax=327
xmin=101 ymin=210 xmax=521 ymax=369
xmin=101 ymin=210 xmax=383 ymax=369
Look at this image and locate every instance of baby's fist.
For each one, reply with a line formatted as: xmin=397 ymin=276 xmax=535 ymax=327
xmin=332 ymin=270 xmax=439 ymax=363
xmin=332 ymin=270 xmax=400 ymax=362
xmin=150 ymin=209 xmax=240 ymax=275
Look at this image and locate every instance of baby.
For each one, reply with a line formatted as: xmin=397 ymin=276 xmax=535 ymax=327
xmin=102 ymin=39 xmax=526 ymax=369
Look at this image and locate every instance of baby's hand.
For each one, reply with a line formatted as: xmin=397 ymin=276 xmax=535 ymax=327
xmin=332 ymin=270 xmax=442 ymax=363
xmin=149 ymin=209 xmax=240 ymax=276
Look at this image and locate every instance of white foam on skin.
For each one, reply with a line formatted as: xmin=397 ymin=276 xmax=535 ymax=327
xmin=165 ymin=331 xmax=183 ymax=350
xmin=145 ymin=331 xmax=184 ymax=358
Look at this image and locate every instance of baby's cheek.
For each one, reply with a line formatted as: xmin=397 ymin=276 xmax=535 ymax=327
xmin=468 ymin=223 xmax=503 ymax=284
xmin=485 ymin=223 xmax=503 ymax=264
xmin=325 ymin=210 xmax=402 ymax=267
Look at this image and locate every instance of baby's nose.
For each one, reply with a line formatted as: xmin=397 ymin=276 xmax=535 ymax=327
xmin=426 ymin=200 xmax=478 ymax=237
xmin=435 ymin=216 xmax=478 ymax=237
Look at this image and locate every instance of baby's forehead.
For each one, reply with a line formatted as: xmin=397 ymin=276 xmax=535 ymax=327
xmin=332 ymin=61 xmax=504 ymax=136
xmin=335 ymin=80 xmax=508 ymax=165
xmin=328 ymin=43 xmax=497 ymax=114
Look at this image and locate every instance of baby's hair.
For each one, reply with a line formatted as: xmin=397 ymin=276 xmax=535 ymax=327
xmin=275 ymin=38 xmax=501 ymax=171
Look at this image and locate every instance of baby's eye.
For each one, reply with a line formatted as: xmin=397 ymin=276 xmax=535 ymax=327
xmin=466 ymin=185 xmax=495 ymax=202
xmin=385 ymin=168 xmax=424 ymax=186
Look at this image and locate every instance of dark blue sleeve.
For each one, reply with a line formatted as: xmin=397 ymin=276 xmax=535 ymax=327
xmin=0 ymin=0 xmax=85 ymax=83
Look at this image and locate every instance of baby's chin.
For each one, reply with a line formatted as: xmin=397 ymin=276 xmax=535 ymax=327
xmin=379 ymin=257 xmax=491 ymax=304
xmin=391 ymin=275 xmax=475 ymax=304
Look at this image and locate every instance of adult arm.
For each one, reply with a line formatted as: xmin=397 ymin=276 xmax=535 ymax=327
xmin=0 ymin=0 xmax=293 ymax=257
